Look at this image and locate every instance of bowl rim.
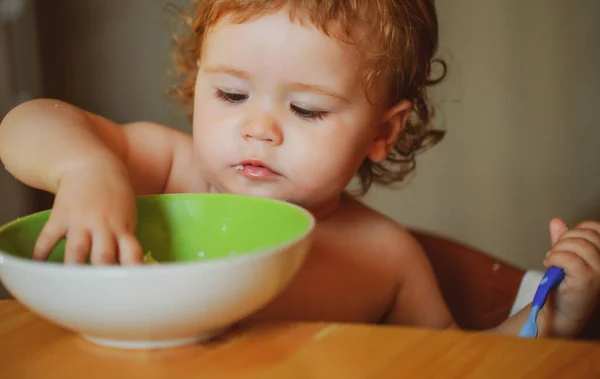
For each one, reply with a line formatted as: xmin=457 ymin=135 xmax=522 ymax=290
xmin=0 ymin=193 xmax=316 ymax=275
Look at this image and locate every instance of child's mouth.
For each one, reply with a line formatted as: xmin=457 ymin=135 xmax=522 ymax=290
xmin=234 ymin=160 xmax=281 ymax=180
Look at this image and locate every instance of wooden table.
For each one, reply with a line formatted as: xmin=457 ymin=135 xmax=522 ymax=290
xmin=1 ymin=301 xmax=598 ymax=378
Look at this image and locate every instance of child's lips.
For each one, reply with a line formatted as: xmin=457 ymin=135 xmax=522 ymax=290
xmin=234 ymin=160 xmax=282 ymax=180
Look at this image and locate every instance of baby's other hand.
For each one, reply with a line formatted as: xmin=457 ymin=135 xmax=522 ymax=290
xmin=543 ymin=218 xmax=600 ymax=337
xmin=33 ymin=162 xmax=142 ymax=265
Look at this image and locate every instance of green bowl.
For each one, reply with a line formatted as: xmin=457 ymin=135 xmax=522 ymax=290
xmin=0 ymin=193 xmax=315 ymax=349
xmin=0 ymin=193 xmax=314 ymax=264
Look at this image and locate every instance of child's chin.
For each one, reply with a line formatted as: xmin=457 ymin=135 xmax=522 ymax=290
xmin=233 ymin=186 xmax=290 ymax=202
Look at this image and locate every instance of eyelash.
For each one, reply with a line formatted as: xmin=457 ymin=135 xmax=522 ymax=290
xmin=214 ymin=89 xmax=248 ymax=103
xmin=290 ymin=104 xmax=329 ymax=122
xmin=213 ymin=89 xmax=330 ymax=122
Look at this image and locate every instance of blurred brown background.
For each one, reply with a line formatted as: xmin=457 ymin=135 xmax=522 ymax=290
xmin=1 ymin=0 xmax=599 ymax=284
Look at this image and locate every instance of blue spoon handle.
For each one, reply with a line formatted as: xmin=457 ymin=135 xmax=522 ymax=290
xmin=532 ymin=266 xmax=565 ymax=309
xmin=518 ymin=266 xmax=565 ymax=338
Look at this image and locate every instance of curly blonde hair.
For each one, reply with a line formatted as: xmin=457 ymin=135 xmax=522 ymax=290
xmin=167 ymin=0 xmax=446 ymax=194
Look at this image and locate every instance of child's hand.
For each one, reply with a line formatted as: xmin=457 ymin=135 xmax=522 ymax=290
xmin=542 ymin=218 xmax=600 ymax=337
xmin=32 ymin=162 xmax=143 ymax=265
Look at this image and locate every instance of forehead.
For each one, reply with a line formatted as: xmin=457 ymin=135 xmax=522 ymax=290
xmin=201 ymin=12 xmax=365 ymax=91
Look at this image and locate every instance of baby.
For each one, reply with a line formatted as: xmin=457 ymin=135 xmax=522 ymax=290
xmin=0 ymin=0 xmax=598 ymax=338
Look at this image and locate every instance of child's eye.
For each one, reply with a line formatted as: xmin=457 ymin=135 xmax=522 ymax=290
xmin=214 ymin=89 xmax=248 ymax=103
xmin=290 ymin=104 xmax=329 ymax=122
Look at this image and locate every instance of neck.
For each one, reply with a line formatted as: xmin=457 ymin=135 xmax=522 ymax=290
xmin=303 ymin=194 xmax=344 ymax=222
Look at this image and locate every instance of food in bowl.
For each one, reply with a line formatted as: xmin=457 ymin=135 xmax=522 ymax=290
xmin=143 ymin=251 xmax=159 ymax=264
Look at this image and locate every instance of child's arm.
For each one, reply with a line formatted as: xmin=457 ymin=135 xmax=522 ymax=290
xmin=0 ymin=99 xmax=191 ymax=265
xmin=0 ymin=99 xmax=185 ymax=194
xmin=495 ymin=218 xmax=600 ymax=338
xmin=385 ymin=218 xmax=600 ymax=339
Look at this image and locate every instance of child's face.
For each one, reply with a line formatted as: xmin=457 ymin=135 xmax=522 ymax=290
xmin=192 ymin=11 xmax=403 ymax=212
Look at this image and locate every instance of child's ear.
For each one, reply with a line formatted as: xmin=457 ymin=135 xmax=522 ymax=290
xmin=367 ymin=100 xmax=412 ymax=163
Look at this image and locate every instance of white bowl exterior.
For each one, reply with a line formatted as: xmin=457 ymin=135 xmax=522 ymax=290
xmin=0 ymin=236 xmax=310 ymax=345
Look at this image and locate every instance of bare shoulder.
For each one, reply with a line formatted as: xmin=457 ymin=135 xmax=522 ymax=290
xmin=121 ymin=120 xmax=191 ymax=147
xmin=325 ymin=195 xmax=431 ymax=293
xmin=121 ymin=121 xmax=193 ymax=165
xmin=334 ymin=195 xmax=454 ymax=328
xmin=117 ymin=121 xmax=199 ymax=194
xmin=122 ymin=121 xmax=207 ymax=194
xmin=333 ymin=195 xmax=425 ymax=265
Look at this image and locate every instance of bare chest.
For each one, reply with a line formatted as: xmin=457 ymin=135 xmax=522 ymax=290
xmin=244 ymin=232 xmax=398 ymax=324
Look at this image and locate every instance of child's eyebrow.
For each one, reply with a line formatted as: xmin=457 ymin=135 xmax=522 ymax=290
xmin=288 ymin=82 xmax=351 ymax=104
xmin=204 ymin=65 xmax=251 ymax=80
xmin=204 ymin=65 xmax=350 ymax=103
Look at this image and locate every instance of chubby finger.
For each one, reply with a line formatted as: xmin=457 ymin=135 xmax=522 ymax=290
xmin=90 ymin=230 xmax=118 ymax=265
xmin=574 ymin=221 xmax=600 ymax=236
xmin=549 ymin=218 xmax=569 ymax=245
xmin=544 ymin=250 xmax=593 ymax=281
xmin=117 ymin=234 xmax=143 ymax=265
xmin=554 ymin=227 xmax=600 ymax=252
xmin=550 ymin=236 xmax=600 ymax=272
xmin=33 ymin=220 xmax=66 ymax=261
xmin=64 ymin=229 xmax=92 ymax=264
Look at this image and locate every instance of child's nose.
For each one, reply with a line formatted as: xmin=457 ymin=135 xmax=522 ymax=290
xmin=241 ymin=115 xmax=283 ymax=145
